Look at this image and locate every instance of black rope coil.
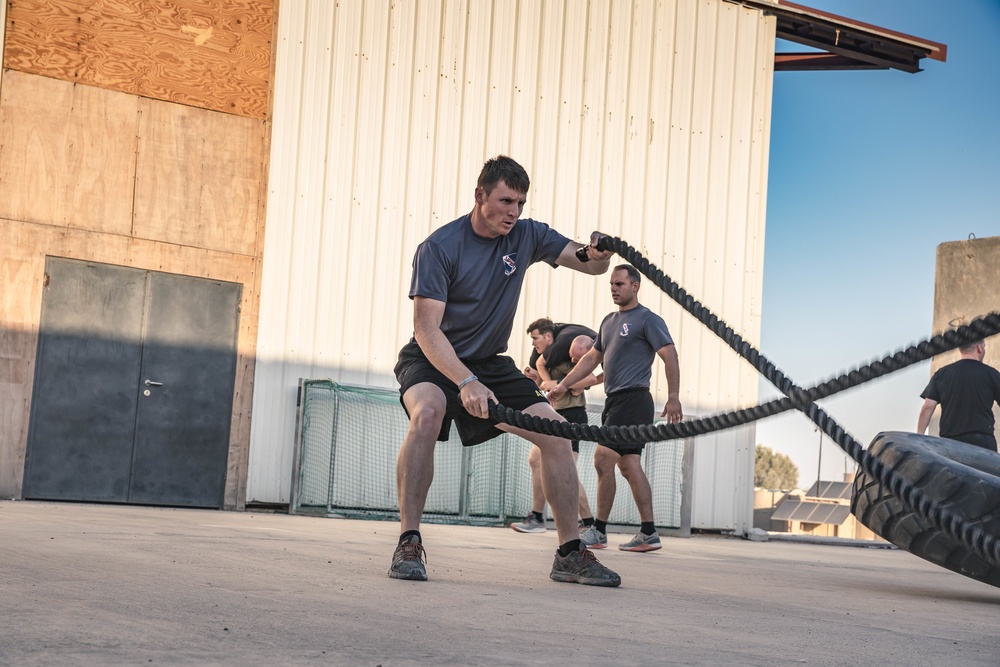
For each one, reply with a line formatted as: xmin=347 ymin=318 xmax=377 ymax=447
xmin=487 ymin=236 xmax=1000 ymax=566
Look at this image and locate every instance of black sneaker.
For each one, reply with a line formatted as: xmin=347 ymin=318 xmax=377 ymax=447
xmin=388 ymin=535 xmax=427 ymax=581
xmin=550 ymin=544 xmax=621 ymax=587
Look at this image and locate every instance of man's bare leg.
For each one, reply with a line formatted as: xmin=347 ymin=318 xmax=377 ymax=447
xmin=593 ymin=445 xmax=620 ymax=522
xmin=510 ymin=445 xmax=548 ymax=533
xmin=616 ymin=452 xmax=661 ymax=552
xmin=397 ymin=383 xmax=446 ymax=532
xmin=528 ymin=445 xmax=545 ymax=514
xmin=389 ymin=383 xmax=447 ymax=581
xmin=617 ymin=453 xmax=654 ymax=522
xmin=500 ymin=403 xmax=621 ymax=586
xmin=498 ymin=403 xmax=578 ymax=545
xmin=573 ymin=451 xmax=594 ymax=520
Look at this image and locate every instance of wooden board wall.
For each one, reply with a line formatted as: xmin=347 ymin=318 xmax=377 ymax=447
xmin=3 ymin=0 xmax=273 ymax=119
xmin=0 ymin=72 xmax=140 ymax=233
xmin=0 ymin=70 xmax=270 ymax=508
xmin=0 ymin=71 xmax=267 ymax=258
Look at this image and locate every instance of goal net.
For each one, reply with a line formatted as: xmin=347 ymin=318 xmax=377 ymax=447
xmin=291 ymin=380 xmax=685 ymax=529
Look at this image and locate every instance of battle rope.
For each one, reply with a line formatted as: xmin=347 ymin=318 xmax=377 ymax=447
xmin=487 ymin=236 xmax=1000 ymax=566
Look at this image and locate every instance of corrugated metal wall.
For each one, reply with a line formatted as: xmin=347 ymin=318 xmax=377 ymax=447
xmin=250 ymin=0 xmax=775 ymax=531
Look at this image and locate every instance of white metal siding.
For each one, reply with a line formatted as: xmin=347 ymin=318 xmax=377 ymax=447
xmin=250 ymin=0 xmax=775 ymax=530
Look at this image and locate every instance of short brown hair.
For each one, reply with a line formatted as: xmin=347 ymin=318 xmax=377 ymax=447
xmin=613 ymin=264 xmax=641 ymax=284
xmin=478 ymin=155 xmax=530 ymax=195
xmin=959 ymin=339 xmax=984 ymax=354
xmin=526 ymin=318 xmax=554 ymax=336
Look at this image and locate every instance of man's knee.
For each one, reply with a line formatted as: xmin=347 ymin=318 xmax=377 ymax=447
xmin=406 ymin=403 xmax=445 ymax=441
xmin=617 ymin=455 xmax=643 ymax=480
xmin=594 ymin=449 xmax=617 ymax=475
xmin=528 ymin=445 xmax=542 ymax=470
xmin=535 ymin=436 xmax=573 ymax=459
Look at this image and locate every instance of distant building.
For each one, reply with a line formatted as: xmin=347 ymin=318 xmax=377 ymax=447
xmin=755 ymin=475 xmax=883 ymax=541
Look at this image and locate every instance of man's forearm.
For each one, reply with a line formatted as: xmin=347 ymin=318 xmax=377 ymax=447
xmin=557 ymin=353 xmax=601 ymax=390
xmin=917 ymin=408 xmax=933 ymax=434
xmin=569 ymin=374 xmax=601 ymax=391
xmin=916 ymin=398 xmax=938 ymax=434
xmin=663 ymin=348 xmax=680 ymax=397
xmin=415 ymin=327 xmax=473 ymax=385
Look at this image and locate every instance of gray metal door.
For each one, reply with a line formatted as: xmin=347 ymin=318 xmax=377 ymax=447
xmin=24 ymin=259 xmax=241 ymax=508
xmin=128 ymin=272 xmax=240 ymax=507
xmin=23 ymin=260 xmax=146 ymax=502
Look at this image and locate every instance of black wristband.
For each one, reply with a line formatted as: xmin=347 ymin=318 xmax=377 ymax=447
xmin=575 ymin=246 xmax=591 ymax=263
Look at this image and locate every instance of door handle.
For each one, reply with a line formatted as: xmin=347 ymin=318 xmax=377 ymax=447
xmin=144 ymin=380 xmax=163 ymax=387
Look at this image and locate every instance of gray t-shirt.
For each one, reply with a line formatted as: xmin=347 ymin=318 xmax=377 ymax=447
xmin=594 ymin=305 xmax=673 ymax=394
xmin=408 ymin=213 xmax=569 ymax=359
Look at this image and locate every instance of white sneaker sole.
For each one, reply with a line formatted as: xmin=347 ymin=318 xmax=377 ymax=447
xmin=511 ymin=525 xmax=546 ymax=534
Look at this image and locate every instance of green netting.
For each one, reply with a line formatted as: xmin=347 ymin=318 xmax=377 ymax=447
xmin=292 ymin=380 xmax=684 ymax=528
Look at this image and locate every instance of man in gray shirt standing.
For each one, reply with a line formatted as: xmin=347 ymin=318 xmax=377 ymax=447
xmin=549 ymin=264 xmax=682 ymax=552
xmin=390 ymin=155 xmax=620 ymax=587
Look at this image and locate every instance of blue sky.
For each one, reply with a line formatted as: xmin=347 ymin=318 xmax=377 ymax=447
xmin=757 ymin=0 xmax=1000 ymax=486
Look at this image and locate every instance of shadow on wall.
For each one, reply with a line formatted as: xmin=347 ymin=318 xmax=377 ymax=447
xmin=0 ymin=324 xmax=239 ymax=509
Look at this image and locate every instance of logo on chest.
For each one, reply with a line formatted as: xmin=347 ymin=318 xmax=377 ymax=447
xmin=619 ymin=323 xmax=631 ymax=337
xmin=502 ymin=253 xmax=518 ymax=276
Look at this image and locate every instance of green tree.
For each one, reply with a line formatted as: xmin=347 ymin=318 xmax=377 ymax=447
xmin=755 ymin=445 xmax=799 ymax=490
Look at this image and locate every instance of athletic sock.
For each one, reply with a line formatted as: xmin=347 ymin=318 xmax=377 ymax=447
xmin=595 ymin=519 xmax=607 ymax=535
xmin=531 ymin=510 xmax=544 ymax=522
xmin=558 ymin=539 xmax=583 ymax=557
xmin=581 ymin=517 xmax=595 ymax=527
xmin=399 ymin=530 xmax=421 ymax=545
xmin=640 ymin=522 xmax=656 ymax=536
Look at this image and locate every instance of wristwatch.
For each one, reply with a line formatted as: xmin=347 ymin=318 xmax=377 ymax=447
xmin=575 ymin=246 xmax=591 ymax=263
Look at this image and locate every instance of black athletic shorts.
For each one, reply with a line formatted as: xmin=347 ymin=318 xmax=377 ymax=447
xmin=395 ymin=339 xmax=548 ymax=447
xmin=600 ymin=387 xmax=654 ymax=456
xmin=557 ymin=406 xmax=589 ymax=453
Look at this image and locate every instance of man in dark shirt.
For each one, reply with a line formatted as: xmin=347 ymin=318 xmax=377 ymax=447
xmin=514 ymin=319 xmax=601 ymax=536
xmin=918 ymin=338 xmax=1000 ymax=451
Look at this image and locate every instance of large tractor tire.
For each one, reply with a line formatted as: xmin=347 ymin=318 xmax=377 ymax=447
xmin=851 ymin=431 xmax=1000 ymax=587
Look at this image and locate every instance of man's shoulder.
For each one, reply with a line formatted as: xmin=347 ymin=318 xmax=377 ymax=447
xmin=515 ymin=216 xmax=548 ymax=231
xmin=637 ymin=305 xmax=668 ymax=326
xmin=636 ymin=304 xmax=660 ymax=318
xmin=424 ymin=214 xmax=470 ymax=246
xmin=513 ymin=217 xmax=570 ymax=245
xmin=554 ymin=322 xmax=597 ymax=341
xmin=947 ymin=358 xmax=990 ymax=372
xmin=938 ymin=358 xmax=998 ymax=380
xmin=614 ymin=304 xmax=658 ymax=324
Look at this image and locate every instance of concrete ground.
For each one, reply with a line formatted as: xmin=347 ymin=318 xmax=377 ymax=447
xmin=2 ymin=501 xmax=998 ymax=666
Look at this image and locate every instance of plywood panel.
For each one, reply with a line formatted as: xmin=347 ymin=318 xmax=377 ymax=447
xmin=133 ymin=98 xmax=264 ymax=256
xmin=0 ymin=219 xmax=259 ymax=507
xmin=0 ymin=70 xmax=138 ymax=234
xmin=0 ymin=0 xmax=6 ymax=93
xmin=3 ymin=0 xmax=273 ymax=119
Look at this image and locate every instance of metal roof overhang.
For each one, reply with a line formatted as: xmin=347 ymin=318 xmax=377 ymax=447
xmin=734 ymin=0 xmax=948 ymax=73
